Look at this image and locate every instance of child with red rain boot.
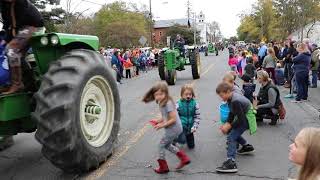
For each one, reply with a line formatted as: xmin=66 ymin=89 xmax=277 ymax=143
xmin=143 ymin=82 xmax=191 ymax=174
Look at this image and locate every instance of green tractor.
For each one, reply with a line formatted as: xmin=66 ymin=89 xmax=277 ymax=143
xmin=205 ymin=42 xmax=218 ymax=56
xmin=158 ymin=39 xmax=201 ymax=85
xmin=0 ymin=32 xmax=120 ymax=172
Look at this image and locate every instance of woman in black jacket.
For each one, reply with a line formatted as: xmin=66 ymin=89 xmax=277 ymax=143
xmin=254 ymin=70 xmax=281 ymax=126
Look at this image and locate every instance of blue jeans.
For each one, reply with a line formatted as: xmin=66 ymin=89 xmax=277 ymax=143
xmin=295 ymin=71 xmax=309 ymax=100
xmin=227 ymin=122 xmax=249 ymax=160
xmin=311 ymin=70 xmax=318 ymax=87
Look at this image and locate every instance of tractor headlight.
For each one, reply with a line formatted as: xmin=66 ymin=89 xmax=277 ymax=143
xmin=50 ymin=35 xmax=59 ymax=45
xmin=40 ymin=37 xmax=49 ymax=46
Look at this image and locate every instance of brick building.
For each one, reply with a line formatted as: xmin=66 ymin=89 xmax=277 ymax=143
xmin=153 ymin=18 xmax=191 ymax=45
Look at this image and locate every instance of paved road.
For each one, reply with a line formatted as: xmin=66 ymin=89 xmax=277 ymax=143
xmin=1 ymin=51 xmax=319 ymax=180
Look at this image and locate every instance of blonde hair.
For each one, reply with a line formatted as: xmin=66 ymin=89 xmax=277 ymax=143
xmin=268 ymin=47 xmax=277 ymax=60
xmin=257 ymin=70 xmax=271 ymax=83
xmin=181 ymin=84 xmax=195 ymax=98
xmin=142 ymin=82 xmax=173 ymax=107
xmin=297 ymin=127 xmax=320 ymax=180
xmin=223 ymin=73 xmax=235 ymax=84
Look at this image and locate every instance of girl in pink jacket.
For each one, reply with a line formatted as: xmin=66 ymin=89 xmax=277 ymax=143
xmin=228 ymin=54 xmax=238 ymax=73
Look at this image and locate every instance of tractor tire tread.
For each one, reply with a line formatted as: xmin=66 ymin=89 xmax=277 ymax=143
xmin=34 ymin=49 xmax=120 ymax=173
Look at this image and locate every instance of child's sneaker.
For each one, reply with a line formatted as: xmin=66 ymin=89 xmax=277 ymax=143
xmin=237 ymin=144 xmax=255 ymax=155
xmin=216 ymin=159 xmax=238 ymax=173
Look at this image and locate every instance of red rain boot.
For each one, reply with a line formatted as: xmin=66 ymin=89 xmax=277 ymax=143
xmin=154 ymin=159 xmax=169 ymax=174
xmin=176 ymin=150 xmax=191 ymax=169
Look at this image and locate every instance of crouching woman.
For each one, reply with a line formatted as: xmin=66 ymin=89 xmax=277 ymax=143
xmin=254 ymin=70 xmax=281 ymax=126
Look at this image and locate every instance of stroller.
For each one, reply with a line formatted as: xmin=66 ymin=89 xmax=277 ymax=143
xmin=0 ymin=45 xmax=10 ymax=86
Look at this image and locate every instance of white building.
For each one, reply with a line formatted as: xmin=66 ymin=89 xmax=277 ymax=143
xmin=196 ymin=11 xmax=208 ymax=45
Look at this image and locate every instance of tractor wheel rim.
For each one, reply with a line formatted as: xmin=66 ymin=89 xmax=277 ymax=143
xmin=80 ymin=75 xmax=115 ymax=147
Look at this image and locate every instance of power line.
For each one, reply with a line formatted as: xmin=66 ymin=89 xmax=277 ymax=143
xmin=81 ymin=0 xmax=105 ymax=6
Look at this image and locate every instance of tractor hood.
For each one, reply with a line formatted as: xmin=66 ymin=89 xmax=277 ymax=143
xmin=32 ymin=33 xmax=99 ymax=51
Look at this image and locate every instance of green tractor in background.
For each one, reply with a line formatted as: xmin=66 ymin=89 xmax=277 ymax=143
xmin=0 ymin=31 xmax=120 ymax=172
xmin=158 ymin=37 xmax=201 ymax=85
xmin=205 ymin=42 xmax=218 ymax=56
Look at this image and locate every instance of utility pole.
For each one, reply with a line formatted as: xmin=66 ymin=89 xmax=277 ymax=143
xmin=187 ymin=0 xmax=191 ymax=28
xmin=193 ymin=12 xmax=197 ymax=45
xmin=149 ymin=0 xmax=153 ymax=48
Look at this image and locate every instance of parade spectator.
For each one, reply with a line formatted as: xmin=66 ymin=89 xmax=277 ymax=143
xmin=99 ymin=47 xmax=108 ymax=64
xmin=275 ymin=63 xmax=285 ymax=86
xmin=118 ymin=51 xmax=125 ymax=78
xmin=244 ymin=57 xmax=256 ymax=80
xmin=228 ymin=53 xmax=238 ymax=72
xmin=258 ymin=42 xmax=268 ymax=66
xmin=272 ymin=42 xmax=280 ymax=59
xmin=123 ymin=57 xmax=133 ymax=79
xmin=262 ymin=48 xmax=277 ymax=84
xmin=143 ymin=82 xmax=190 ymax=174
xmin=215 ymin=82 xmax=255 ymax=173
xmin=132 ymin=49 xmax=140 ymax=76
xmin=289 ymin=127 xmax=320 ymax=180
xmin=175 ymin=84 xmax=201 ymax=149
xmin=111 ymin=50 xmax=122 ymax=84
xmin=254 ymin=70 xmax=281 ymax=125
xmin=281 ymin=43 xmax=289 ymax=60
xmin=238 ymin=52 xmax=247 ymax=76
xmin=241 ymin=74 xmax=256 ymax=103
xmin=223 ymin=72 xmax=242 ymax=95
xmin=310 ymin=44 xmax=320 ymax=88
xmin=292 ymin=43 xmax=311 ymax=102
xmin=139 ymin=51 xmax=147 ymax=73
xmin=284 ymin=42 xmax=298 ymax=88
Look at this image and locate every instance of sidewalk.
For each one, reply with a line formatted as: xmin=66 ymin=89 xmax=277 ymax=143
xmin=279 ymin=83 xmax=320 ymax=111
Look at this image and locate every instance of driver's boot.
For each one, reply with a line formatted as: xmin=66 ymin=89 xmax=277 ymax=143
xmin=0 ymin=136 xmax=14 ymax=151
xmin=2 ymin=66 xmax=24 ymax=94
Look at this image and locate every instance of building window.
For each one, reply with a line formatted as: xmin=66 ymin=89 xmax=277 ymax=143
xmin=159 ymin=31 xmax=162 ymax=36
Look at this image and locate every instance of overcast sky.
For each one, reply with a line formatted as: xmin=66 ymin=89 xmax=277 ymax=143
xmin=60 ymin=0 xmax=257 ymax=38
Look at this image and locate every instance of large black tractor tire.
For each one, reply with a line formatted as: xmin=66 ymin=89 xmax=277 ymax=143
xmin=158 ymin=53 xmax=165 ymax=80
xmin=33 ymin=49 xmax=120 ymax=173
xmin=165 ymin=70 xmax=176 ymax=85
xmin=190 ymin=49 xmax=201 ymax=79
xmin=205 ymin=51 xmax=208 ymax=56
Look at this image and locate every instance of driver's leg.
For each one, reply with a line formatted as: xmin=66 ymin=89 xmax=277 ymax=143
xmin=2 ymin=27 xmax=36 ymax=94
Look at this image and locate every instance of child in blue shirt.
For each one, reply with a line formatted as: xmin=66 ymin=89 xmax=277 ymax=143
xmin=241 ymin=74 xmax=256 ymax=103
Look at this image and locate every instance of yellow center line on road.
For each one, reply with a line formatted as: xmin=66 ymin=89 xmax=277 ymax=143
xmin=86 ymin=62 xmax=215 ymax=180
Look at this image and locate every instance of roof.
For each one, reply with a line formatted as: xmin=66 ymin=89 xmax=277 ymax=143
xmin=154 ymin=18 xmax=193 ymax=29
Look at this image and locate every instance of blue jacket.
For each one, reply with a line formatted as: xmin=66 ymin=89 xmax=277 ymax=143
xmin=258 ymin=45 xmax=267 ymax=58
xmin=293 ymin=52 xmax=311 ymax=73
xmin=111 ymin=55 xmax=121 ymax=70
xmin=0 ymin=45 xmax=10 ymax=85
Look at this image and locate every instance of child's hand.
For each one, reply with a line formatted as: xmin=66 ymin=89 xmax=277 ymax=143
xmin=220 ymin=123 xmax=232 ymax=134
xmin=154 ymin=122 xmax=165 ymax=130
